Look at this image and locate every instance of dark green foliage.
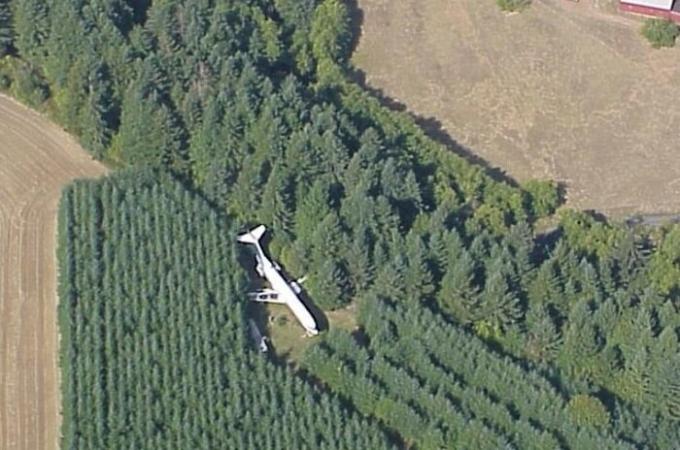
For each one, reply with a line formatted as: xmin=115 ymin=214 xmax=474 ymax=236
xmin=523 ymin=304 xmax=561 ymax=364
xmin=306 ymin=259 xmax=350 ymax=310
xmin=642 ymin=18 xmax=680 ymax=48
xmin=57 ymin=171 xmax=394 ymax=449
xmin=7 ymin=0 xmax=680 ymax=446
xmin=523 ymin=179 xmax=560 ymax=218
xmin=0 ymin=0 xmax=12 ymax=56
xmin=568 ymin=395 xmax=610 ymax=428
xmin=649 ymin=226 xmax=680 ymax=295
xmin=304 ymin=299 xmax=635 ymax=449
xmin=310 ymin=0 xmax=351 ymax=82
xmin=77 ymin=60 xmax=117 ymax=159
xmin=10 ymin=0 xmax=48 ymax=62
xmin=310 ymin=0 xmax=351 ymax=64
xmin=10 ymin=61 xmax=47 ymax=106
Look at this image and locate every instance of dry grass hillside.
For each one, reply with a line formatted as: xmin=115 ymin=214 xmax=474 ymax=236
xmin=353 ymin=0 xmax=680 ymax=216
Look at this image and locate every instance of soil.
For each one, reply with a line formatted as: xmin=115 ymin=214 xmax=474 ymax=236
xmin=0 ymin=94 xmax=106 ymax=450
xmin=352 ymin=0 xmax=680 ymax=217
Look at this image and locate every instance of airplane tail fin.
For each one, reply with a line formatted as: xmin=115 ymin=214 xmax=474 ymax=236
xmin=237 ymin=225 xmax=266 ymax=245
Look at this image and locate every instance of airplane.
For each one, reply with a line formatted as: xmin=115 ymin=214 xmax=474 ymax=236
xmin=237 ymin=225 xmax=319 ymax=336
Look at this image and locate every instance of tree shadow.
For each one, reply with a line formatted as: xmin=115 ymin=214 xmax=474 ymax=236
xmin=346 ymin=0 xmax=365 ymax=58
xmin=126 ymin=0 xmax=152 ymax=27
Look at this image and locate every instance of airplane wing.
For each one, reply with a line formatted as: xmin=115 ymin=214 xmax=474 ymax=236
xmin=248 ymin=288 xmax=286 ymax=304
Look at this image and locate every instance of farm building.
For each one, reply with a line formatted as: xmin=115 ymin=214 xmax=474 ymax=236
xmin=619 ymin=0 xmax=680 ymax=23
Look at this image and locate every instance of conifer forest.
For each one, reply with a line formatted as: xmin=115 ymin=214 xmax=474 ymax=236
xmin=1 ymin=0 xmax=679 ymax=448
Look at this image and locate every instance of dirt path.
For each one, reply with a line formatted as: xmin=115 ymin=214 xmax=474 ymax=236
xmin=353 ymin=0 xmax=680 ymax=216
xmin=0 ymin=94 xmax=106 ymax=450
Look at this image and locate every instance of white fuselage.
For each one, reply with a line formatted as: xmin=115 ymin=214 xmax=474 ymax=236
xmin=253 ymin=244 xmax=319 ymax=335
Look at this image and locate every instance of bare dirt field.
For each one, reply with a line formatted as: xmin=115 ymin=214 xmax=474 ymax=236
xmin=353 ymin=0 xmax=680 ymax=216
xmin=0 ymin=94 xmax=106 ymax=450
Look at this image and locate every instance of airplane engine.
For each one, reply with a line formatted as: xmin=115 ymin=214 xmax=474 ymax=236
xmin=255 ymin=263 xmax=264 ymax=277
xmin=291 ymin=281 xmax=302 ymax=294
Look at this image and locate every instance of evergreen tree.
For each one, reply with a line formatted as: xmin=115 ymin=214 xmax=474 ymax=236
xmin=559 ymin=299 xmax=604 ymax=378
xmin=506 ymin=221 xmax=534 ymax=280
xmin=309 ymin=0 xmax=350 ymax=79
xmin=404 ymin=233 xmax=434 ymax=302
xmin=116 ymin=60 xmax=186 ymax=169
xmin=345 ymin=226 xmax=374 ymax=293
xmin=306 ymin=259 xmax=350 ymax=310
xmin=294 ymin=179 xmax=331 ymax=241
xmin=258 ymin=163 xmax=294 ymax=240
xmin=525 ymin=259 xmax=561 ymax=307
xmin=11 ymin=0 xmax=49 ymax=62
xmin=0 ymin=0 xmax=12 ymax=56
xmin=437 ymin=250 xmax=480 ymax=323
xmin=523 ymin=304 xmax=561 ymax=364
xmin=649 ymin=226 xmax=680 ymax=295
xmin=78 ymin=60 xmax=116 ymax=159
xmin=652 ymin=355 xmax=680 ymax=419
xmin=310 ymin=212 xmax=345 ymax=263
xmin=369 ymin=240 xmax=409 ymax=305
xmin=474 ymin=271 xmax=521 ymax=338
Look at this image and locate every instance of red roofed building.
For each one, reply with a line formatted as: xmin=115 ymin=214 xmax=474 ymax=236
xmin=619 ymin=0 xmax=680 ymax=23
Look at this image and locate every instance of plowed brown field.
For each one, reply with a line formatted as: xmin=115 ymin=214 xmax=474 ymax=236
xmin=0 ymin=94 xmax=106 ymax=450
xmin=353 ymin=0 xmax=680 ymax=216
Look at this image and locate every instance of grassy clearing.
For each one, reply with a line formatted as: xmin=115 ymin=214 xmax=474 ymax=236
xmin=251 ymin=301 xmax=359 ymax=366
